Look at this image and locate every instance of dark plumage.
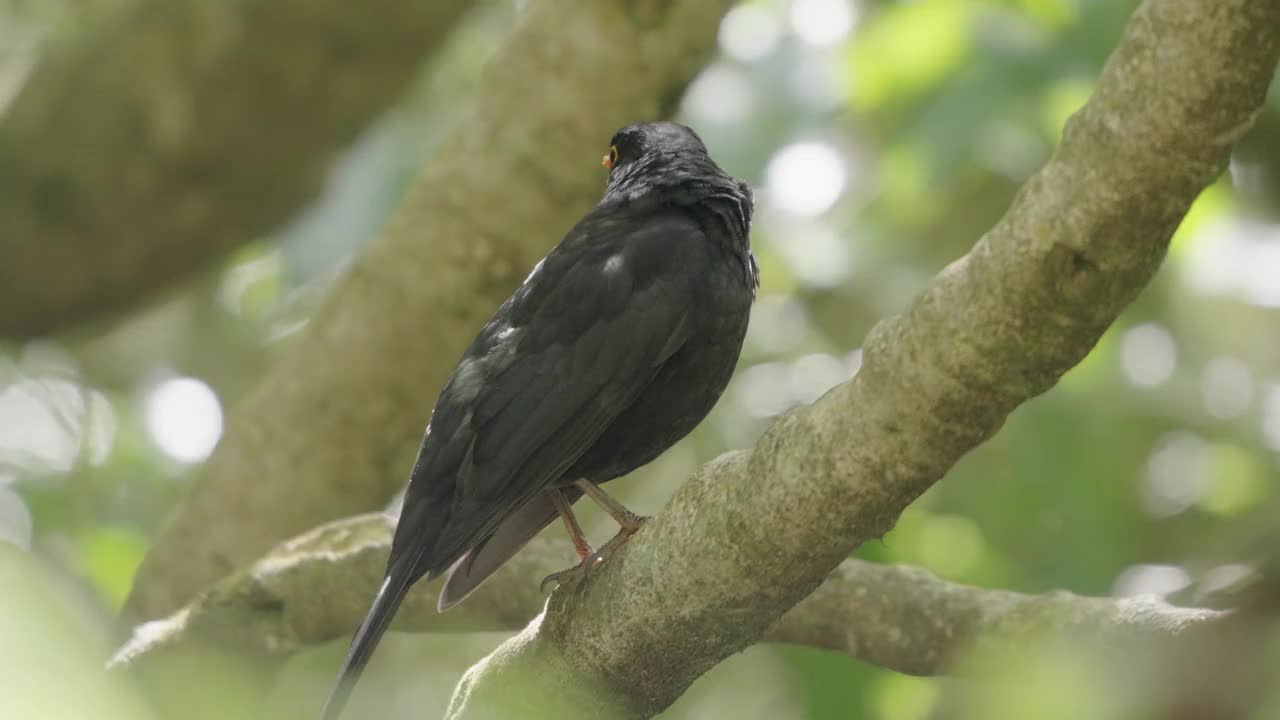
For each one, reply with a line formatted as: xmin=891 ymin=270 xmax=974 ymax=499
xmin=321 ymin=122 xmax=757 ymax=719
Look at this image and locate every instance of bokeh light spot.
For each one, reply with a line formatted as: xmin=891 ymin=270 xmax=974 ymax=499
xmin=788 ymin=353 xmax=848 ymax=405
xmin=773 ymin=224 xmax=851 ymax=288
xmin=0 ymin=485 xmax=33 ymax=550
xmin=790 ymin=0 xmax=856 ymax=47
xmin=1200 ymin=355 xmax=1252 ymax=419
xmin=1263 ymin=384 xmax=1280 ymax=452
xmin=1112 ymin=564 xmax=1191 ymax=598
xmin=143 ymin=377 xmax=223 ymax=464
xmin=765 ymin=142 xmax=846 ymax=217
xmin=1141 ymin=431 xmax=1206 ymax=518
xmin=0 ymin=377 xmax=88 ymax=473
xmin=1183 ymin=220 xmax=1280 ymax=307
xmin=746 ymin=294 xmax=812 ymax=354
xmin=735 ymin=362 xmax=793 ymax=418
xmin=718 ymin=4 xmax=781 ymax=62
xmin=1119 ymin=322 xmax=1176 ymax=388
xmin=682 ymin=64 xmax=755 ymax=126
xmin=1198 ymin=563 xmax=1255 ymax=600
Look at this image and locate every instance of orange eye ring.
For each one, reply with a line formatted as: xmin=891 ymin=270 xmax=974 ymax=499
xmin=603 ymin=145 xmax=619 ymax=170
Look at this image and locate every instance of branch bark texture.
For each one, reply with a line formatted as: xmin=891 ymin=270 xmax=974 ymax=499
xmin=124 ymin=0 xmax=734 ymax=624
xmin=110 ymin=513 xmax=1224 ymax=679
xmin=438 ymin=1 xmax=1280 ymax=717
xmin=0 ymin=0 xmax=470 ymax=339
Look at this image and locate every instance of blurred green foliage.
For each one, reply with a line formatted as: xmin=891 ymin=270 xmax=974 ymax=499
xmin=2 ymin=0 xmax=1279 ymax=718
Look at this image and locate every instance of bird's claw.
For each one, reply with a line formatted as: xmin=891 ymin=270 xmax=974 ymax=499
xmin=539 ymin=571 xmax=563 ymax=594
xmin=540 ymin=557 xmax=599 ymax=593
xmin=540 ymin=516 xmax=650 ymax=594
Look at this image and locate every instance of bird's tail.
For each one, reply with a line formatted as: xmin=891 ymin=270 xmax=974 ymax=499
xmin=320 ymin=560 xmax=416 ymax=720
xmin=437 ymin=488 xmax=577 ymax=610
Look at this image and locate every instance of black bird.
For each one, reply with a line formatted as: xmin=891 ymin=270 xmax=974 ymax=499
xmin=321 ymin=121 xmax=757 ymax=719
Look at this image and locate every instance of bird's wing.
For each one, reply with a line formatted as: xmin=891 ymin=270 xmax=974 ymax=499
xmin=392 ymin=208 xmax=703 ymax=584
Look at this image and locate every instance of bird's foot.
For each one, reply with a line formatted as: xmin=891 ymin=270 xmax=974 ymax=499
xmin=540 ymin=560 xmax=593 ymax=593
xmin=540 ymin=540 xmax=597 ymax=592
xmin=539 ymin=516 xmax=649 ymax=594
xmin=585 ymin=515 xmax=649 ymax=567
xmin=612 ymin=509 xmax=649 ymax=535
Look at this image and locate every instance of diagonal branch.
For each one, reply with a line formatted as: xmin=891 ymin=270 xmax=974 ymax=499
xmin=109 ymin=513 xmax=1224 ymax=678
xmin=0 ymin=0 xmax=473 ymax=339
xmin=441 ymin=1 xmax=1280 ymax=718
xmin=122 ymin=0 xmax=736 ymax=624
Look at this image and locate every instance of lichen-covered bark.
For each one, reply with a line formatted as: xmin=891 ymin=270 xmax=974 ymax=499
xmin=440 ymin=1 xmax=1280 ymax=717
xmin=123 ymin=0 xmax=735 ymax=624
xmin=110 ymin=513 xmax=1223 ymax=679
xmin=0 ymin=0 xmax=471 ymax=339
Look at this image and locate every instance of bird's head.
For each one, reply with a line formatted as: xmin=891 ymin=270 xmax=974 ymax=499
xmin=600 ymin=122 xmax=730 ymax=203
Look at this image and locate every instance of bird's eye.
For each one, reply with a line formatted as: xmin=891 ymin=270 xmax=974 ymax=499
xmin=603 ymin=145 xmax=620 ymax=170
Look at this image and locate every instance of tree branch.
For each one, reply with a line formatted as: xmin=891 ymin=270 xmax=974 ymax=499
xmin=110 ymin=513 xmax=1224 ymax=680
xmin=123 ymin=0 xmax=735 ymax=624
xmin=437 ymin=1 xmax=1280 ymax=717
xmin=0 ymin=0 xmax=473 ymax=339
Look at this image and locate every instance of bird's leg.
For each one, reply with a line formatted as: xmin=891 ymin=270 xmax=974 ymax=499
xmin=575 ymin=478 xmax=648 ymax=532
xmin=539 ymin=481 xmax=650 ymax=592
xmin=574 ymin=479 xmax=649 ymax=575
xmin=551 ymin=488 xmax=593 ymax=562
xmin=540 ymin=489 xmax=596 ymax=592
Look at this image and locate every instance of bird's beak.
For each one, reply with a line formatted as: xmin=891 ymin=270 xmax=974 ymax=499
xmin=602 ymin=153 xmax=614 ymax=170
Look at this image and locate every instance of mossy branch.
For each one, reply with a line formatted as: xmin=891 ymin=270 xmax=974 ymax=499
xmin=111 ymin=513 xmax=1223 ymax=680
